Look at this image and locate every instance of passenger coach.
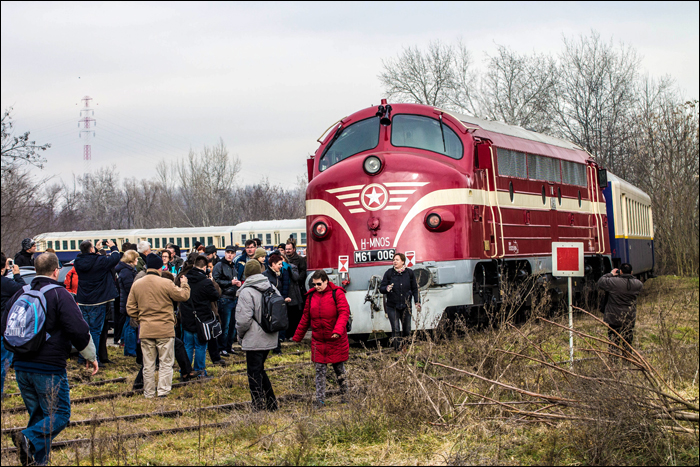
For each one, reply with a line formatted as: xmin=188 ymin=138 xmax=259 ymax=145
xmin=33 ymin=220 xmax=306 ymax=262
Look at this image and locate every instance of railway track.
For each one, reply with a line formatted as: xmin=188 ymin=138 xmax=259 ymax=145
xmin=1 ymin=390 xmax=342 ymax=454
xmin=2 ymin=377 xmax=128 ymax=398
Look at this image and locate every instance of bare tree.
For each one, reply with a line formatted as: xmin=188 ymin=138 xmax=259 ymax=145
xmin=379 ymin=41 xmax=459 ymax=109
xmin=175 ymin=139 xmax=241 ymax=227
xmin=1 ymin=107 xmax=51 ymax=171
xmin=480 ymin=45 xmax=558 ymax=133
xmin=552 ymin=31 xmax=640 ymax=175
xmin=633 ymin=92 xmax=699 ymax=275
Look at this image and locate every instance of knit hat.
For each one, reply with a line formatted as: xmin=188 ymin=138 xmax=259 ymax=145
xmin=22 ymin=238 xmax=36 ymax=250
xmin=243 ymin=259 xmax=262 ymax=278
xmin=204 ymin=245 xmax=217 ymax=255
xmin=145 ymin=253 xmax=164 ymax=270
xmin=254 ymin=248 xmax=267 ymax=260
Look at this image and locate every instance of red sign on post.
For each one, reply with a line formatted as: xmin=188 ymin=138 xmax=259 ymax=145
xmin=405 ymin=251 xmax=416 ymax=267
xmin=338 ymin=255 xmax=349 ymax=274
xmin=552 ymin=242 xmax=584 ymax=277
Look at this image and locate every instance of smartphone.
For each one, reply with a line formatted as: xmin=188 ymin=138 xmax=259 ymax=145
xmin=8 ymin=259 xmax=14 ymax=267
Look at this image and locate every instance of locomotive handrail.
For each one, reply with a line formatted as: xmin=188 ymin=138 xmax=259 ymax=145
xmin=586 ymin=162 xmax=605 ymax=255
xmin=489 ymin=145 xmax=506 ymax=258
xmin=316 ymin=118 xmax=345 ymax=143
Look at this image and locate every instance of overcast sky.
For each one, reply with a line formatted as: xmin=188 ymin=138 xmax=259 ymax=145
xmin=2 ymin=1 xmax=698 ymax=189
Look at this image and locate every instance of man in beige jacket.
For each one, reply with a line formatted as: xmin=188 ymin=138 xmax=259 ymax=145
xmin=127 ymin=254 xmax=190 ymax=398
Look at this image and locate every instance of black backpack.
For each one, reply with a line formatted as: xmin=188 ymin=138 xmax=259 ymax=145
xmin=306 ymin=288 xmax=353 ymax=333
xmin=258 ymin=287 xmax=288 ymax=333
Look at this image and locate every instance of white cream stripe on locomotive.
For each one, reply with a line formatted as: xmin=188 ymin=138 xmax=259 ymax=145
xmin=310 ymin=183 xmax=606 ymax=251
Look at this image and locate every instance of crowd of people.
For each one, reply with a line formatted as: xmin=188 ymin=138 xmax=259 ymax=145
xmin=1 ymin=235 xmax=359 ymax=465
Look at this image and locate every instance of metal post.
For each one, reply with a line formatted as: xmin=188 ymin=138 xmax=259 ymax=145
xmin=568 ymin=276 xmax=574 ymax=368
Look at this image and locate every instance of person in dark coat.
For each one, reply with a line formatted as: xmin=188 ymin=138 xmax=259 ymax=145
xmin=293 ymin=270 xmax=350 ymax=408
xmin=117 ymin=250 xmax=139 ymax=356
xmin=379 ymin=252 xmax=421 ymax=351
xmin=263 ymin=253 xmax=291 ymax=354
xmin=1 ymin=252 xmax=97 ymax=466
xmin=285 ymin=242 xmax=307 ymax=293
xmin=178 ymin=256 xmax=221 ymax=374
xmin=14 ymin=238 xmax=36 ymax=268
xmin=1 ymin=252 xmax=27 ymax=396
xmin=212 ymin=245 xmax=242 ymax=356
xmin=597 ymin=263 xmax=644 ymax=355
xmin=73 ymin=240 xmax=121 ymax=364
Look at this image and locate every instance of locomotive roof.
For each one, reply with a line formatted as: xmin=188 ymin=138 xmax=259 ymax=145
xmin=449 ymin=111 xmax=591 ymax=164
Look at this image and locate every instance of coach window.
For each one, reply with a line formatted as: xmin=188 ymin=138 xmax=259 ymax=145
xmin=509 ymin=181 xmax=514 ymax=202
xmin=319 ymin=117 xmax=380 ymax=171
xmin=47 ymin=241 xmax=53 ymax=249
xmin=391 ymin=114 xmax=463 ymax=160
xmin=266 ymin=233 xmax=272 ymax=245
xmin=177 ymin=238 xmax=182 ymax=246
xmin=241 ymin=234 xmax=247 ymax=243
xmin=207 ymin=237 xmax=213 ymax=246
xmin=184 ymin=237 xmax=190 ymax=248
xmin=155 ymin=238 xmax=160 ymax=248
xmin=291 ymin=232 xmax=298 ymax=243
xmin=70 ymin=240 xmax=75 ymax=250
xmin=147 ymin=238 xmax=153 ymax=246
xmin=169 ymin=237 xmax=174 ymax=244
xmin=301 ymin=232 xmax=307 ymax=244
xmin=63 ymin=240 xmax=68 ymax=250
xmin=221 ymin=236 xmax=225 ymax=246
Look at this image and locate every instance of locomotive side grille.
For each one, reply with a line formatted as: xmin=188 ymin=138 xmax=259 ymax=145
xmin=528 ymin=154 xmax=561 ymax=183
xmin=562 ymin=160 xmax=587 ymax=187
xmin=496 ymin=148 xmax=527 ymax=178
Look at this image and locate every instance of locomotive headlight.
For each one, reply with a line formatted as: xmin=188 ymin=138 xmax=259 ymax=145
xmin=312 ymin=220 xmax=330 ymax=239
xmin=424 ymin=209 xmax=454 ymax=232
xmin=426 ymin=213 xmax=442 ymax=229
xmin=363 ymin=155 xmax=382 ymax=175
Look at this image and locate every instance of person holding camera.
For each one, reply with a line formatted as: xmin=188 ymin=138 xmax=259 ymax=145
xmin=1 ymin=252 xmax=27 ymax=396
xmin=597 ymin=263 xmax=643 ymax=355
xmin=379 ymin=253 xmax=421 ymax=351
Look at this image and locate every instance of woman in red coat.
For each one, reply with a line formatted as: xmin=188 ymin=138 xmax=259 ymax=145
xmin=293 ymin=270 xmax=350 ymax=408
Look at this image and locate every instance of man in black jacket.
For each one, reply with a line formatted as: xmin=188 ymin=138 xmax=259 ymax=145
xmin=212 ymin=245 xmax=242 ymax=356
xmin=285 ymin=242 xmax=307 ymax=293
xmin=73 ymin=240 xmax=120 ymax=364
xmin=179 ymin=256 xmax=221 ymax=375
xmin=379 ymin=253 xmax=421 ymax=351
xmin=1 ymin=252 xmax=26 ymax=396
xmin=14 ymin=238 xmax=36 ymax=268
xmin=597 ymin=263 xmax=644 ymax=355
xmin=2 ymin=252 xmax=97 ymax=466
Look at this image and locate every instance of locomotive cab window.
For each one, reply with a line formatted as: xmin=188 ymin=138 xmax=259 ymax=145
xmin=391 ymin=114 xmax=463 ymax=159
xmin=319 ymin=117 xmax=380 ymax=171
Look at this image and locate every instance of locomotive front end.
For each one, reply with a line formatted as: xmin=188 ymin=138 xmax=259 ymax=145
xmin=306 ymin=103 xmax=477 ymax=337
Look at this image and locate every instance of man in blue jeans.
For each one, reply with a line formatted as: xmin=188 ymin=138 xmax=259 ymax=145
xmin=212 ymin=245 xmax=242 ymax=356
xmin=73 ymin=239 xmax=120 ymax=364
xmin=1 ymin=252 xmax=98 ymax=466
xmin=179 ymin=256 xmax=220 ymax=375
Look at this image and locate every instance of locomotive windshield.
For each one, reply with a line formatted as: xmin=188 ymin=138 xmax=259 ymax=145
xmin=391 ymin=114 xmax=463 ymax=159
xmin=319 ymin=117 xmax=380 ymax=171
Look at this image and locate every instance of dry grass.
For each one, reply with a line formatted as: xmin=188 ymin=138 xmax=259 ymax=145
xmin=1 ymin=275 xmax=698 ymax=465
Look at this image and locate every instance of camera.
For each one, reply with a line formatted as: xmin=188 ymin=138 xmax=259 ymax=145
xmin=8 ymin=259 xmax=14 ymax=267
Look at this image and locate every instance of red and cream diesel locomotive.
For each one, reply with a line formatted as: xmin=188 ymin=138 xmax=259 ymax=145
xmin=305 ymin=101 xmax=615 ymax=337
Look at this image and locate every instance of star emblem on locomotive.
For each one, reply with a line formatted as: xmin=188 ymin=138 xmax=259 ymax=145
xmin=326 ymin=182 xmax=429 ymax=214
xmin=361 ymin=184 xmax=388 ymax=211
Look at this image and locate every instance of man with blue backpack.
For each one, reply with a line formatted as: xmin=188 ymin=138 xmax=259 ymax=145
xmin=1 ymin=252 xmax=98 ymax=466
